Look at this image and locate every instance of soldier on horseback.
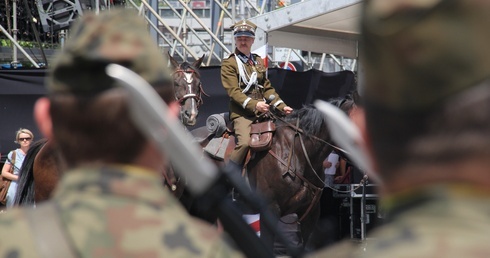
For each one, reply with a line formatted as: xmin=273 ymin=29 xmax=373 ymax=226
xmin=221 ymin=19 xmax=293 ymax=170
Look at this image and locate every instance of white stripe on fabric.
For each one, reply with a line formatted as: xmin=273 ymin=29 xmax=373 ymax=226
xmin=242 ymin=97 xmax=252 ymax=109
xmin=273 ymin=100 xmax=284 ymax=107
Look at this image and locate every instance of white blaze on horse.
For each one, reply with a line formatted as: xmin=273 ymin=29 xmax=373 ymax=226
xmin=168 ymin=54 xmax=207 ymax=126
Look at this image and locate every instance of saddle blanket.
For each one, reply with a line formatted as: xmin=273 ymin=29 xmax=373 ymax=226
xmin=203 ymin=137 xmax=230 ymax=160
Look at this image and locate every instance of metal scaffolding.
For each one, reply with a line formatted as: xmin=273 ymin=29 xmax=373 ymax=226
xmin=0 ymin=0 xmax=360 ymax=71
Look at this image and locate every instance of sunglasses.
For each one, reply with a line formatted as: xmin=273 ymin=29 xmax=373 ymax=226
xmin=19 ymin=137 xmax=32 ymax=141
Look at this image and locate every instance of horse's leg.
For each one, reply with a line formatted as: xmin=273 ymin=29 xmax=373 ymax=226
xmin=306 ymin=190 xmax=342 ymax=250
xmin=301 ymin=204 xmax=322 ymax=251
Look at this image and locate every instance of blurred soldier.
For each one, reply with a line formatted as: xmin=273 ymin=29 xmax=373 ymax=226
xmin=309 ymin=0 xmax=490 ymax=257
xmin=221 ymin=19 xmax=293 ymax=169
xmin=0 ymin=9 xmax=243 ymax=257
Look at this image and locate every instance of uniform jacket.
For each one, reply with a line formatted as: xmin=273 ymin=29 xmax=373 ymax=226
xmin=221 ymin=49 xmax=287 ymax=120
xmin=307 ymin=184 xmax=490 ymax=258
xmin=0 ymin=165 xmax=243 ymax=258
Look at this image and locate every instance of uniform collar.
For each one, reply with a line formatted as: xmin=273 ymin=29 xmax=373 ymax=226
xmin=52 ymin=165 xmax=174 ymax=207
xmin=235 ymin=49 xmax=256 ymax=65
xmin=381 ymin=183 xmax=490 ymax=221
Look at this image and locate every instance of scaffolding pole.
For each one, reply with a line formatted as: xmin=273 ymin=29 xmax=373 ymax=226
xmin=0 ymin=23 xmax=40 ymax=68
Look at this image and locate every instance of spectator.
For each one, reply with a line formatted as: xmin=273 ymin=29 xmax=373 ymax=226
xmin=1 ymin=128 xmax=34 ymax=208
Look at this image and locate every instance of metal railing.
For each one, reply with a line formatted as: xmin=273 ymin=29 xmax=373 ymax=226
xmin=0 ymin=0 xmax=357 ymax=72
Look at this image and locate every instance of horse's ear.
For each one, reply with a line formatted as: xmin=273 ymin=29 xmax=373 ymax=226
xmin=168 ymin=52 xmax=180 ymax=69
xmin=193 ymin=54 xmax=205 ymax=68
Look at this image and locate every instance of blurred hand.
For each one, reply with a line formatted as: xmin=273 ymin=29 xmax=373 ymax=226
xmin=323 ymin=160 xmax=332 ymax=169
xmin=255 ymin=101 xmax=269 ymax=113
xmin=283 ymin=106 xmax=293 ymax=115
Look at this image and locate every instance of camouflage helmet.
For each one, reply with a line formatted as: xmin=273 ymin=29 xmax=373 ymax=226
xmin=361 ymin=0 xmax=490 ymax=111
xmin=47 ymin=8 xmax=172 ymax=95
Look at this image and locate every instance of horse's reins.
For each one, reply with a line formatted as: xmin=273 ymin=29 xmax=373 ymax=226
xmin=266 ymin=111 xmax=370 ymax=223
xmin=270 ymin=111 xmax=368 ymax=194
xmin=265 ymin=114 xmax=327 ymax=223
xmin=271 ymin=111 xmax=347 ymax=154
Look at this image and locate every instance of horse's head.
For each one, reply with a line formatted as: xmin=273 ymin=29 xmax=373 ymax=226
xmin=168 ymin=53 xmax=207 ymax=126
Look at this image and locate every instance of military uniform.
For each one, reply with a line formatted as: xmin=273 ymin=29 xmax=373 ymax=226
xmin=309 ymin=0 xmax=490 ymax=257
xmin=0 ymin=166 xmax=244 ymax=257
xmin=222 ymin=20 xmax=288 ymax=164
xmin=308 ymin=185 xmax=490 ymax=257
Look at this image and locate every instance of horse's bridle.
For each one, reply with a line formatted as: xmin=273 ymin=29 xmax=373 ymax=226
xmin=266 ymin=113 xmax=368 ymax=224
xmin=261 ymin=112 xmax=352 ymax=223
xmin=173 ymin=68 xmax=208 ymax=108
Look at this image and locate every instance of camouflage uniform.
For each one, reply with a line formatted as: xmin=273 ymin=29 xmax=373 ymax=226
xmin=0 ymin=9 xmax=243 ymax=257
xmin=222 ymin=20 xmax=288 ymax=164
xmin=309 ymin=0 xmax=490 ymax=257
xmin=308 ymin=185 xmax=490 ymax=258
xmin=0 ymin=166 xmax=244 ymax=257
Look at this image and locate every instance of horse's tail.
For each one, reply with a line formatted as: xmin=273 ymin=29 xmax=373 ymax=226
xmin=14 ymin=138 xmax=48 ymax=206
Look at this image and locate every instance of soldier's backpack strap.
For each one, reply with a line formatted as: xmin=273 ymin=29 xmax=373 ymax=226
xmin=25 ymin=202 xmax=78 ymax=258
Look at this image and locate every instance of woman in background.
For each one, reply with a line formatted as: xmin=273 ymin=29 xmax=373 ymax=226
xmin=1 ymin=128 xmax=34 ymax=208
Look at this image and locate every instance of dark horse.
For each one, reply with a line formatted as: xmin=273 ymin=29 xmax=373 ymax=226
xmin=14 ymin=55 xmax=207 ymax=205
xmin=14 ymin=139 xmax=62 ymax=205
xmin=246 ymin=106 xmax=332 ymax=252
xmin=168 ymin=53 xmax=207 ymax=127
xmin=193 ymin=106 xmax=333 ymax=254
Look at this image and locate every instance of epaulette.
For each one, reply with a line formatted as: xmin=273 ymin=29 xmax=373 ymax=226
xmin=224 ymin=53 xmax=236 ymax=60
xmin=252 ymin=53 xmax=263 ymax=61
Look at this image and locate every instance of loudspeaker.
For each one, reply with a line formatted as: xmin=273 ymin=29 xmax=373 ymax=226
xmin=36 ymin=0 xmax=83 ymax=33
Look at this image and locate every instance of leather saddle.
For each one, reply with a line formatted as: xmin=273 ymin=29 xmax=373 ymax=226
xmin=192 ymin=112 xmax=275 ymax=161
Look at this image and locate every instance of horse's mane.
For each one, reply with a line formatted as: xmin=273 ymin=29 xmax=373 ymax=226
xmin=14 ymin=138 xmax=48 ymax=206
xmin=281 ymin=105 xmax=327 ymax=136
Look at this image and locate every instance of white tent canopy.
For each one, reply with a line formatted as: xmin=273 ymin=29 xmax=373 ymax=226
xmin=250 ymin=0 xmax=361 ymax=59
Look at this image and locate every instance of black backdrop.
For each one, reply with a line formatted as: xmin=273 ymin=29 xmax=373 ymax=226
xmin=0 ymin=67 xmax=355 ymax=161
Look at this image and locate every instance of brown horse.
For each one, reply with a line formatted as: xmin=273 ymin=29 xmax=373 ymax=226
xmin=14 ymin=139 xmax=62 ymax=204
xmin=14 ymin=55 xmax=207 ymax=205
xmin=192 ymin=106 xmax=333 ymax=254
xmin=247 ymin=106 xmax=332 ymax=253
xmin=168 ymin=53 xmax=207 ymax=127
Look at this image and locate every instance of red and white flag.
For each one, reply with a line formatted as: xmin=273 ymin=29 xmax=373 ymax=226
xmin=253 ymin=45 xmax=268 ymax=68
xmin=242 ymin=214 xmax=260 ymax=237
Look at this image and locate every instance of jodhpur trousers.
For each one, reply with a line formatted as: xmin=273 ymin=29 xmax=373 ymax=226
xmin=230 ymin=116 xmax=254 ymax=164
